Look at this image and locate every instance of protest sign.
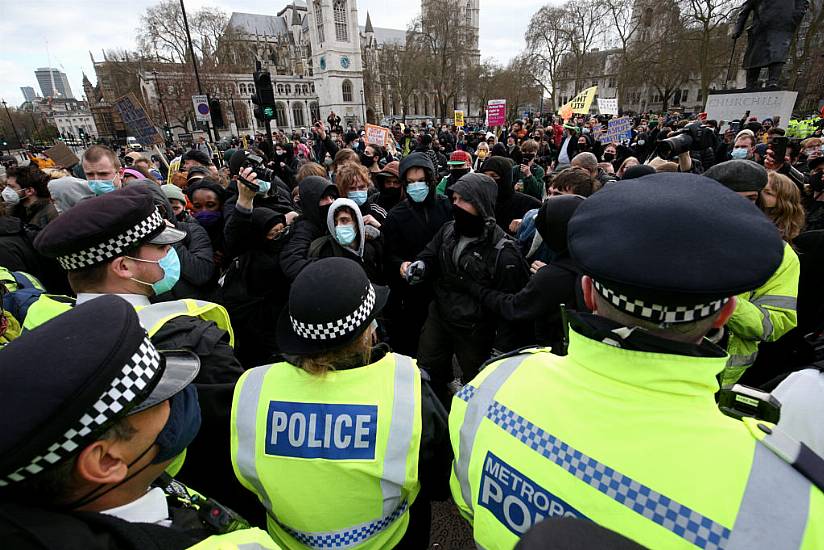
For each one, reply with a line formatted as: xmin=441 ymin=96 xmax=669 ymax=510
xmin=598 ymin=97 xmax=619 ymax=115
xmin=365 ymin=123 xmax=390 ymax=146
xmin=43 ymin=142 xmax=79 ymax=168
xmin=559 ymin=86 xmax=597 ymax=116
xmin=192 ymin=95 xmax=211 ymax=122
xmin=113 ymin=93 xmax=164 ymax=147
xmin=454 ymin=110 xmax=465 ymax=127
xmin=598 ymin=116 xmax=633 ymax=144
xmin=487 ymin=99 xmax=506 ymax=126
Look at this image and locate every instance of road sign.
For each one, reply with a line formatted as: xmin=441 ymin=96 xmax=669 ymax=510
xmin=192 ymin=95 xmax=211 ymax=122
xmin=112 ymin=93 xmax=164 ymax=147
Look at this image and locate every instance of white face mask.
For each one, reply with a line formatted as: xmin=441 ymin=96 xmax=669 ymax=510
xmin=2 ymin=187 xmax=20 ymax=205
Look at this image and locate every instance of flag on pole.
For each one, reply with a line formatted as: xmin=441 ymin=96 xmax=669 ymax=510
xmin=558 ymin=86 xmax=598 ymax=117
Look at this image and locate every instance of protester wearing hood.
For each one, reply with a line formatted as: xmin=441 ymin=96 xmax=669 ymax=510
xmin=382 ymin=153 xmax=452 ymax=356
xmin=279 ymin=175 xmax=339 ymax=281
xmin=220 ymin=169 xmax=291 ymax=367
xmin=47 ymin=175 xmax=94 ymax=214
xmin=161 ymin=183 xmax=193 ymax=223
xmin=134 ymin=183 xmax=216 ymax=301
xmin=186 ymin=177 xmax=229 ymax=268
xmin=307 ymin=198 xmax=384 ymax=283
xmin=416 ymin=133 xmax=446 ymax=176
xmin=2 ymin=165 xmax=58 ymax=228
xmin=481 ymin=156 xmax=541 ymax=234
xmin=373 ymin=160 xmax=402 ymax=211
xmin=459 ymin=195 xmax=585 ymax=351
xmin=512 ymin=140 xmax=545 ymax=201
xmin=334 ymin=162 xmax=387 ymax=227
xmin=271 ymin=142 xmax=300 ymax=188
xmin=403 ymin=173 xmax=530 ymax=405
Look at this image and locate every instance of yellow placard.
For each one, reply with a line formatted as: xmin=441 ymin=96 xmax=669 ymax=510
xmin=454 ymin=110 xmax=465 ymax=127
xmin=558 ymin=86 xmax=598 ymax=117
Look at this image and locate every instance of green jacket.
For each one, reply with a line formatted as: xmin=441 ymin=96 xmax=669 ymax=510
xmin=511 ymin=163 xmax=544 ymax=201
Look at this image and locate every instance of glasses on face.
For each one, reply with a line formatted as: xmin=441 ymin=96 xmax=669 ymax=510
xmin=548 ymin=189 xmax=563 ymax=196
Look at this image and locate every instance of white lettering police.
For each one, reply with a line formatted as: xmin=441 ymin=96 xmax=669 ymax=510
xmin=265 ymin=401 xmax=378 ymax=459
xmin=479 ymin=452 xmax=586 ymax=535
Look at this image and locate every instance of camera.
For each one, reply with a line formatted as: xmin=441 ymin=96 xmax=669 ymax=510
xmin=655 ymin=121 xmax=715 ymax=158
xmin=229 ymin=149 xmax=276 ymax=186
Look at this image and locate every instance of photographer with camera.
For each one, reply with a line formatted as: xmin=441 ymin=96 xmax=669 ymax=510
xmin=654 ymin=120 xmax=716 ymax=174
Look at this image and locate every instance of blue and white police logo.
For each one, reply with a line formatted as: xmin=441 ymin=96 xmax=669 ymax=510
xmin=479 ymin=452 xmax=587 ymax=535
xmin=265 ymin=401 xmax=378 ymax=460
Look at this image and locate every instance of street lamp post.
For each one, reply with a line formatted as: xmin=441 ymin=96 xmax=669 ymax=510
xmin=152 ymin=69 xmax=171 ymax=129
xmin=360 ymin=89 xmax=366 ymax=126
xmin=179 ymin=0 xmax=215 ymax=143
xmin=230 ymin=88 xmax=238 ymax=136
xmin=1 ymin=99 xmax=23 ymax=149
xmin=29 ymin=111 xmax=43 ymax=144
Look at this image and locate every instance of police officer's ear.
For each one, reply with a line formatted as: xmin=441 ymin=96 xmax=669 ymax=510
xmin=581 ymin=276 xmax=597 ymax=313
xmin=711 ymin=297 xmax=737 ymax=329
xmin=73 ymin=437 xmax=131 ymax=488
xmin=110 ymin=256 xmax=139 ymax=282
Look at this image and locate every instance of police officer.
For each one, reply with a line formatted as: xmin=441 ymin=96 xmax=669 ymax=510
xmin=0 ymin=295 xmax=277 ymax=549
xmin=703 ymin=160 xmax=800 ymax=384
xmin=31 ymin=187 xmax=254 ymax=522
xmin=231 ymin=258 xmax=451 ymax=549
xmin=449 ymin=173 xmax=824 ymax=549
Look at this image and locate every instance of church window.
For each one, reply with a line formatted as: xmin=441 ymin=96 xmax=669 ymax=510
xmin=310 ymin=101 xmax=320 ymax=123
xmin=275 ymin=102 xmax=287 ymax=125
xmin=334 ymin=0 xmax=349 ymax=42
xmin=292 ymin=103 xmax=306 ymax=126
xmin=342 ymin=79 xmax=353 ymax=102
xmin=314 ymin=1 xmax=325 ymax=43
xmin=239 ymin=83 xmax=247 ymax=94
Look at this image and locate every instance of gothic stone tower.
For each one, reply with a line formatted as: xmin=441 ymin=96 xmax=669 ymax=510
xmin=306 ymin=0 xmax=366 ymax=127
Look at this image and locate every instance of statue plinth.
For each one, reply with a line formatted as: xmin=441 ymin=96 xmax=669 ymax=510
xmin=704 ymin=89 xmax=797 ymax=129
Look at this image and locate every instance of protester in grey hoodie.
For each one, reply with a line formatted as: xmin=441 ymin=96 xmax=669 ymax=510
xmin=47 ymin=176 xmax=94 ymax=214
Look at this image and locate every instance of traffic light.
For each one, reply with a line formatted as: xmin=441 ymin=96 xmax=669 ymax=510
xmin=164 ymin=125 xmax=172 ymax=142
xmin=210 ymin=98 xmax=225 ymax=129
xmin=0 ymin=136 xmax=7 ymax=148
xmin=252 ymin=69 xmax=276 ymax=122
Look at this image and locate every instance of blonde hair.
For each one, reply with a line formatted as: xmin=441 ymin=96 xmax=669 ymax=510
xmin=335 ymin=163 xmax=371 ymax=196
xmin=764 ymin=172 xmax=805 ymax=242
xmin=293 ymin=328 xmax=373 ymax=376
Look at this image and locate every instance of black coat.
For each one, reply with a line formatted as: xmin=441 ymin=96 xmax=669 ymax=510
xmin=734 ymin=0 xmax=808 ymax=69
xmin=0 ymin=216 xmax=68 ymax=294
xmin=382 ymin=193 xmax=453 ymax=280
xmin=279 ymin=177 xmax=338 ymax=281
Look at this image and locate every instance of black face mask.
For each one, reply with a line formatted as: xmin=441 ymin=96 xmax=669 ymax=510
xmin=452 ymin=204 xmax=485 ymax=237
xmin=522 ymin=154 xmax=536 ymax=163
xmin=381 ymin=187 xmax=402 ymax=208
xmin=319 ymin=203 xmax=332 ymax=225
xmin=603 ymin=152 xmax=615 ymax=162
xmin=360 ymin=153 xmax=376 ymax=168
xmin=450 ymin=168 xmax=470 ymax=180
xmin=811 ymin=172 xmax=824 ymax=193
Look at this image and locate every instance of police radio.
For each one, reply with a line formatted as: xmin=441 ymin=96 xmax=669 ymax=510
xmin=718 ymin=384 xmax=781 ymax=423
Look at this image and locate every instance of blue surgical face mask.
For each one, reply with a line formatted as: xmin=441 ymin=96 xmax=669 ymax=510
xmin=731 ymin=147 xmax=749 ymax=160
xmin=88 ymin=179 xmax=116 ymax=196
xmin=128 ymin=247 xmax=181 ymax=295
xmin=406 ymin=181 xmax=429 ymax=203
xmin=349 ymin=190 xmax=368 ymax=205
xmin=335 ymin=223 xmax=357 ymax=246
xmin=256 ymin=179 xmax=272 ymax=195
xmin=152 ymin=384 xmax=202 ymax=464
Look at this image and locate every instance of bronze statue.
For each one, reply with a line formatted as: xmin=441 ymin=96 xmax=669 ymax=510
xmin=731 ymin=0 xmax=808 ymax=89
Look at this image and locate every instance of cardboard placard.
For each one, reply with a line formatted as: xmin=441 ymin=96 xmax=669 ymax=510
xmin=454 ymin=110 xmax=465 ymax=127
xmin=113 ymin=93 xmax=164 ymax=147
xmin=487 ymin=100 xmax=506 ymax=126
xmin=597 ymin=97 xmax=619 ymax=116
xmin=43 ymin=142 xmax=80 ymax=168
xmin=365 ymin=124 xmax=390 ymax=146
xmin=598 ymin=116 xmax=633 ymax=144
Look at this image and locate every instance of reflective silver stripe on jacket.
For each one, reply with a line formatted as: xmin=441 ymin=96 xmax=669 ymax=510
xmin=233 ymin=356 xmax=417 ymax=549
xmin=136 ymin=299 xmax=213 ymax=331
xmin=453 ymin=355 xmax=529 ymax=515
xmin=727 ymin=351 xmax=759 ymax=367
xmin=751 ymin=295 xmax=797 ymax=311
xmin=753 ymin=304 xmax=775 ymax=340
xmin=726 ymin=438 xmax=810 ymax=549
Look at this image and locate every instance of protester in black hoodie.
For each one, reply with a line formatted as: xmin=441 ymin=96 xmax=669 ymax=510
xmin=382 ymin=153 xmax=452 ymax=356
xmin=481 ymin=156 xmax=541 ymax=234
xmin=404 ymin=173 xmax=530 ymax=405
xmin=279 ymin=175 xmax=339 ymax=281
xmin=461 ymin=195 xmax=585 ymax=352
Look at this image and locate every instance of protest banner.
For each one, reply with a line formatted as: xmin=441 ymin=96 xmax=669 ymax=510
xmin=598 ymin=116 xmax=633 ymax=144
xmin=454 ymin=110 xmax=465 ymax=127
xmin=558 ymin=86 xmax=597 ymax=117
xmin=598 ymin=97 xmax=619 ymax=115
xmin=364 ymin=123 xmax=390 ymax=146
xmin=487 ymin=99 xmax=506 ymax=126
xmin=113 ymin=93 xmax=164 ymax=147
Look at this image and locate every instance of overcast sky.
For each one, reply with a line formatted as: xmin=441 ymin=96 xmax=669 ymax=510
xmin=0 ymin=0 xmax=550 ymax=106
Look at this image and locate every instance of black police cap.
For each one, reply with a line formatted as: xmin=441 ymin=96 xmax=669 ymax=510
xmin=568 ymin=172 xmax=784 ymax=324
xmin=34 ymin=186 xmax=185 ymax=271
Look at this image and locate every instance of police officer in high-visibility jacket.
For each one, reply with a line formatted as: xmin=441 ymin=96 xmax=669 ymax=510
xmin=231 ymin=257 xmax=451 ymax=549
xmin=0 ymin=296 xmax=278 ymax=550
xmin=31 ymin=187 xmax=256 ymax=523
xmin=449 ymin=173 xmax=824 ymax=549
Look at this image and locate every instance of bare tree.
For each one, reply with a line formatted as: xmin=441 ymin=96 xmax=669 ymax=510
xmin=599 ymin=0 xmax=644 ymax=104
xmin=376 ymin=37 xmax=425 ymax=123
xmin=678 ymin=0 xmax=739 ymax=100
xmin=525 ymin=5 xmax=570 ymax=112
xmin=633 ymin=14 xmax=696 ymax=110
xmin=788 ymin=0 xmax=824 ymax=103
xmin=137 ymin=0 xmax=230 ymax=65
xmin=560 ymin=0 xmax=608 ymax=92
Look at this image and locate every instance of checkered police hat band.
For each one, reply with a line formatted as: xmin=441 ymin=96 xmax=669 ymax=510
xmin=57 ymin=209 xmax=165 ymax=270
xmin=291 ymin=285 xmax=376 ymax=341
xmin=593 ymin=281 xmax=728 ymax=324
xmin=0 ymin=336 xmax=162 ymax=487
